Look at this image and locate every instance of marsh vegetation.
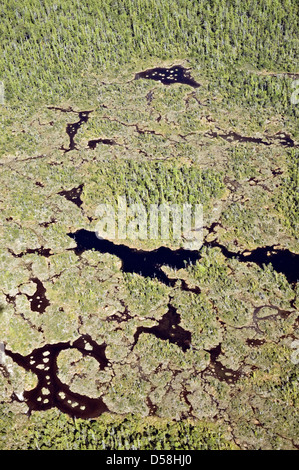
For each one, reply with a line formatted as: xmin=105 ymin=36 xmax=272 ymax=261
xmin=0 ymin=0 xmax=298 ymax=450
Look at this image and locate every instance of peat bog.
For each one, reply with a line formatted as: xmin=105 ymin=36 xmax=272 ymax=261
xmin=1 ymin=46 xmax=298 ymax=445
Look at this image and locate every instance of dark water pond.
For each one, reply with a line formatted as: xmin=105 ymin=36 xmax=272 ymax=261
xmin=87 ymin=138 xmax=117 ymax=149
xmin=68 ymin=229 xmax=298 ymax=285
xmin=204 ymin=343 xmax=242 ymax=384
xmin=205 ymin=130 xmax=296 ymax=147
xmin=5 ymin=335 xmax=108 ymax=418
xmin=132 ymin=302 xmax=191 ymax=352
xmin=58 ymin=184 xmax=84 ymax=208
xmin=67 ymin=229 xmax=200 ymax=286
xmin=26 ymin=277 xmax=50 ymax=313
xmin=209 ymin=240 xmax=298 ymax=285
xmin=135 ymin=65 xmax=201 ymax=88
xmin=3 ymin=276 xmax=50 ymax=314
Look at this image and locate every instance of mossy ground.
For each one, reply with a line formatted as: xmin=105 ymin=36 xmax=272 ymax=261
xmin=0 ymin=0 xmax=298 ymax=450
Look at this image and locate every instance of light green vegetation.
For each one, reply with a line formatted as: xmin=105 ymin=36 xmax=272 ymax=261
xmin=0 ymin=0 xmax=298 ymax=451
xmin=0 ymin=407 xmax=236 ymax=450
xmin=274 ymin=150 xmax=299 ymax=237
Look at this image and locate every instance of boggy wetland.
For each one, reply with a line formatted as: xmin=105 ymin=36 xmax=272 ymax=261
xmin=0 ymin=0 xmax=298 ymax=450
